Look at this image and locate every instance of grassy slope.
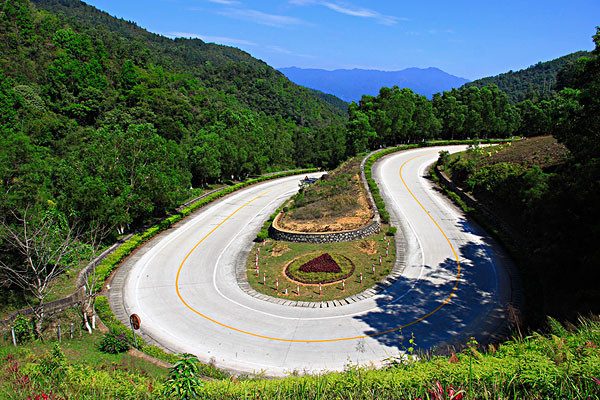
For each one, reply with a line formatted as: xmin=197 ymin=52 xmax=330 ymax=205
xmin=200 ymin=317 xmax=600 ymax=399
xmin=443 ymin=136 xmax=569 ymax=232
xmin=0 ymin=308 xmax=167 ymax=399
xmin=279 ymin=157 xmax=373 ymax=232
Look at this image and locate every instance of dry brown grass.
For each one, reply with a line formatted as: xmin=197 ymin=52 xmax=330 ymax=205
xmin=278 ymin=158 xmax=374 ymax=233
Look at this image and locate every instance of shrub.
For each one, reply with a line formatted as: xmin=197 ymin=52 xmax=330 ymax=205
xmin=256 ymin=231 xmax=268 ymax=242
xmin=162 ymin=353 xmax=204 ymax=399
xmin=99 ymin=331 xmax=130 ymax=354
xmin=386 ymin=227 xmax=397 ymax=236
xmin=12 ymin=314 xmax=35 ymax=343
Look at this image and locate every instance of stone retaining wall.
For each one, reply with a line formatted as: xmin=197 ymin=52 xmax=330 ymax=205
xmin=269 ymin=218 xmax=380 ymax=243
xmin=0 ymin=287 xmax=86 ymax=332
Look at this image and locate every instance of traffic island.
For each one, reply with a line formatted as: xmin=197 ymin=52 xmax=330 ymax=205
xmin=245 ymin=230 xmax=396 ymax=302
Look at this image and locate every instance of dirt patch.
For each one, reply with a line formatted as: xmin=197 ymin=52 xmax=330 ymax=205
xmin=277 ymin=157 xmax=375 ymax=233
xmin=355 ymin=239 xmax=377 ymax=255
xmin=278 ymin=176 xmax=373 ymax=232
xmin=455 ymin=136 xmax=570 ymax=170
xmin=271 ymin=242 xmax=290 ymax=257
xmin=485 ymin=136 xmax=569 ymax=169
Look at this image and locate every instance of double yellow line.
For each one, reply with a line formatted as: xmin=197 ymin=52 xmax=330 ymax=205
xmin=175 ymin=152 xmax=460 ymax=342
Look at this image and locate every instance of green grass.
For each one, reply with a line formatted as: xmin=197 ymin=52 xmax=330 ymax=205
xmin=199 ymin=316 xmax=600 ymax=399
xmin=247 ymin=231 xmax=396 ymax=302
xmin=0 ymin=307 xmax=168 ymax=399
xmin=2 ymin=311 xmax=599 ymax=399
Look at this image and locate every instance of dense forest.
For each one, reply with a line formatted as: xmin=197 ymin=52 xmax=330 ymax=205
xmin=0 ymin=0 xmax=349 ymax=237
xmin=463 ymin=51 xmax=589 ymax=103
xmin=440 ymin=31 xmax=600 ymax=321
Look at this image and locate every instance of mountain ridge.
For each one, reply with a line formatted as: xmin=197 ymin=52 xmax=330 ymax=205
xmin=462 ymin=50 xmax=589 ymax=103
xmin=278 ymin=66 xmax=470 ymax=102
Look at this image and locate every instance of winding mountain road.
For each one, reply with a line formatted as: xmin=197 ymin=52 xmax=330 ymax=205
xmin=108 ymin=145 xmax=518 ymax=376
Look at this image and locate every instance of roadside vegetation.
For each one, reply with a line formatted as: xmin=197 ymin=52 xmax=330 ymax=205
xmin=438 ymin=134 xmax=598 ymax=324
xmin=2 ymin=313 xmax=598 ymax=399
xmin=1 ymin=0 xmax=599 ymax=397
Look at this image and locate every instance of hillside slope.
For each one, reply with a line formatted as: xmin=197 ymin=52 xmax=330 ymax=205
xmin=462 ymin=51 xmax=589 ymax=103
xmin=30 ymin=0 xmax=346 ymax=128
xmin=0 ymin=0 xmax=345 ymax=236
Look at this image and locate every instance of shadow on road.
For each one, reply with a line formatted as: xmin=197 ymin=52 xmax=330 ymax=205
xmin=354 ymin=221 xmax=509 ymax=354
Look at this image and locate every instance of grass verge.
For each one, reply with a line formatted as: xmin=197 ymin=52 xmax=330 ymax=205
xmin=199 ymin=316 xmax=600 ymax=399
xmin=246 ymin=230 xmax=395 ymax=302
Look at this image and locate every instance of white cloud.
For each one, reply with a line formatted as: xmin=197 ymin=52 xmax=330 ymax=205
xmin=166 ymin=32 xmax=257 ymax=47
xmin=290 ymin=0 xmax=405 ymax=25
xmin=267 ymin=45 xmax=293 ymax=54
xmin=218 ymin=8 xmax=306 ymax=28
xmin=206 ymin=0 xmax=241 ymax=4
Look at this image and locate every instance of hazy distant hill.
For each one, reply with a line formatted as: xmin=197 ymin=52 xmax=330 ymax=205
xmin=462 ymin=51 xmax=589 ymax=103
xmin=278 ymin=67 xmax=470 ymax=102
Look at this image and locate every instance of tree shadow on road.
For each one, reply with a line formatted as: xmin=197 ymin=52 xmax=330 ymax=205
xmin=354 ymin=224 xmax=509 ymax=355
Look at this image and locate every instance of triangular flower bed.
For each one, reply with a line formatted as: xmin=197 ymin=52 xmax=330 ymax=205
xmin=286 ymin=253 xmax=355 ymax=284
xmin=299 ymin=253 xmax=342 ymax=273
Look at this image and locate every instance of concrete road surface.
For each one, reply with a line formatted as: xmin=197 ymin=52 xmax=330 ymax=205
xmin=108 ymin=146 xmax=519 ymax=376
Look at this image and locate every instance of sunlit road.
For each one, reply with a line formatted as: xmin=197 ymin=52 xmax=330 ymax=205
xmin=108 ymin=146 xmax=518 ymax=376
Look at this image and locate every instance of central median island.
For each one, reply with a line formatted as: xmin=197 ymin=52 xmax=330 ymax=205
xmin=246 ymin=234 xmax=395 ymax=302
xmin=245 ymin=156 xmax=399 ymax=302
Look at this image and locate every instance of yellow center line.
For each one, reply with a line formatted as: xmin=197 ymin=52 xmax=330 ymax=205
xmin=175 ymin=155 xmax=461 ymax=342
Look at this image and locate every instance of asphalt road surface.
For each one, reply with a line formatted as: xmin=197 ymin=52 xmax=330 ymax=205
xmin=109 ymin=145 xmax=518 ymax=376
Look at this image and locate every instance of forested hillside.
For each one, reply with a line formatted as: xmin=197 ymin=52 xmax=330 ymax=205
xmin=462 ymin=51 xmax=588 ymax=103
xmin=0 ymin=0 xmax=347 ymax=237
xmin=441 ymin=31 xmax=600 ymax=322
xmin=31 ymin=0 xmax=347 ymax=127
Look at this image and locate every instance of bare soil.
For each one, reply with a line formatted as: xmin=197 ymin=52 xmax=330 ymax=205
xmin=278 ymin=158 xmax=374 ymax=233
xmin=355 ymin=239 xmax=377 ymax=255
xmin=271 ymin=242 xmax=290 ymax=257
xmin=458 ymin=136 xmax=569 ymax=170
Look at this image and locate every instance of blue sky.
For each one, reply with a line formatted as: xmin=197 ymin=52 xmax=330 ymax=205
xmin=83 ymin=0 xmax=599 ymax=80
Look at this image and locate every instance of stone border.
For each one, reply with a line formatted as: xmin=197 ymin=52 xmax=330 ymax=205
xmin=268 ymin=152 xmax=381 ymax=243
xmin=236 ymin=148 xmax=409 ymax=308
xmin=269 ymin=218 xmax=379 ymax=243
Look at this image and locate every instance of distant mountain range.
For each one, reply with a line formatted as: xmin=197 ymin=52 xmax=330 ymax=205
xmin=278 ymin=67 xmax=470 ymax=102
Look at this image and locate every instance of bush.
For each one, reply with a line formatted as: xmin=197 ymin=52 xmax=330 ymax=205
xmin=99 ymin=331 xmax=130 ymax=354
xmin=256 ymin=231 xmax=269 ymax=242
xmin=12 ymin=314 xmax=35 ymax=343
xmin=386 ymin=227 xmax=397 ymax=236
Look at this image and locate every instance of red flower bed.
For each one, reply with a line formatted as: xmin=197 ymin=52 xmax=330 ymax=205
xmin=299 ymin=253 xmax=342 ymax=273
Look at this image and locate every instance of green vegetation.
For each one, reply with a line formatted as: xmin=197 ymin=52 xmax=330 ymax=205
xmin=2 ymin=315 xmax=599 ymax=399
xmin=463 ymin=51 xmax=589 ymax=103
xmin=0 ymin=0 xmax=345 ymax=242
xmin=439 ymin=132 xmax=597 ymax=322
xmin=246 ymin=234 xmax=395 ymax=302
xmin=202 ymin=317 xmax=600 ymax=399
xmin=1 ymin=0 xmax=599 ymax=396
